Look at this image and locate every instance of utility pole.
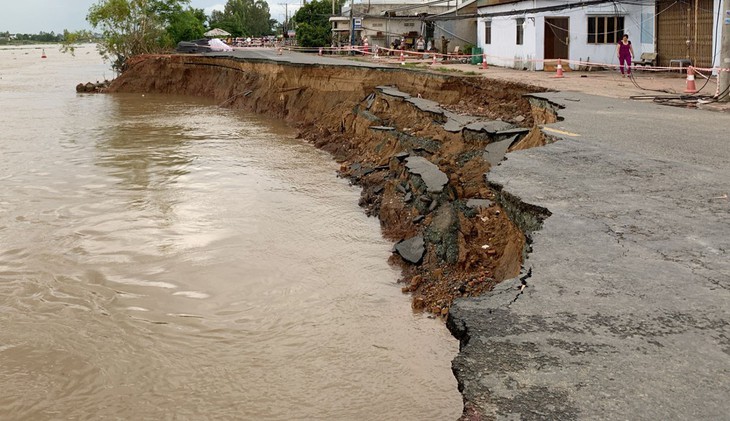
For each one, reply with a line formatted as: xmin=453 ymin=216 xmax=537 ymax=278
xmin=720 ymin=0 xmax=730 ymax=101
xmin=279 ymin=3 xmax=289 ymax=35
xmin=349 ymin=0 xmax=355 ymax=53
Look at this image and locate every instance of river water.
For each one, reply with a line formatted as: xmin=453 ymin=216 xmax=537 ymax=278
xmin=0 ymin=45 xmax=461 ymax=420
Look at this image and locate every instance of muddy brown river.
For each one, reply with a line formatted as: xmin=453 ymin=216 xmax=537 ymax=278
xmin=0 ymin=45 xmax=461 ymax=420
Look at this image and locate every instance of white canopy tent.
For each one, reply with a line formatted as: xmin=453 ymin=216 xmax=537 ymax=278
xmin=204 ymin=28 xmax=231 ymax=38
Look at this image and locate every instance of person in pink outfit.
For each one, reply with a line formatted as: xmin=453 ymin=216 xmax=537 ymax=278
xmin=616 ymin=34 xmax=635 ymax=77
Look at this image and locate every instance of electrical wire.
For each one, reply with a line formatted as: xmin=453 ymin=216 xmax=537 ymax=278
xmin=626 ymin=0 xmax=727 ymax=106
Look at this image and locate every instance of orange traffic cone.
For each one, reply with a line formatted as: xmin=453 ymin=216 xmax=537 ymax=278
xmin=400 ymin=50 xmax=405 ymax=65
xmin=684 ymin=66 xmax=698 ymax=93
xmin=481 ymin=53 xmax=488 ymax=70
xmin=431 ymin=53 xmax=437 ymax=65
xmin=41 ymin=48 xmax=47 ymax=59
xmin=318 ymin=47 xmax=322 ymax=56
xmin=553 ymin=59 xmax=564 ymax=78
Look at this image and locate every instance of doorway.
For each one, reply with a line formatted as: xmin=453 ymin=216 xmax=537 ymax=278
xmin=544 ymin=17 xmax=569 ymax=60
xmin=656 ymin=0 xmax=713 ymax=67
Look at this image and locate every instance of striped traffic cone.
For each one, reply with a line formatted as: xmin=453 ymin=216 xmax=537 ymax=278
xmin=553 ymin=59 xmax=564 ymax=78
xmin=482 ymin=53 xmax=488 ymax=70
xmin=684 ymin=66 xmax=698 ymax=94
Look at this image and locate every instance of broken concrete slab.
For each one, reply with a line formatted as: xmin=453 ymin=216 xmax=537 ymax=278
xmin=376 ymin=85 xmax=410 ymax=99
xmin=405 ymin=156 xmax=448 ymax=193
xmin=406 ymin=97 xmax=444 ymax=115
xmin=394 ymin=235 xmax=425 ymax=264
xmin=442 ymin=113 xmax=481 ymax=133
xmin=495 ymin=127 xmax=530 ymax=137
xmin=483 ymin=134 xmax=519 ymax=167
xmin=471 ymin=120 xmax=515 ymax=135
xmin=375 ymin=86 xmax=446 ymax=117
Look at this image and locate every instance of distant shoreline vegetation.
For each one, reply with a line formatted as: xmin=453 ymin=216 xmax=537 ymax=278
xmin=0 ymin=31 xmax=101 ymax=45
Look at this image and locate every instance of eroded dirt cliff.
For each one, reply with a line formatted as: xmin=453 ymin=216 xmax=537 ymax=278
xmin=109 ymin=54 xmax=553 ymax=319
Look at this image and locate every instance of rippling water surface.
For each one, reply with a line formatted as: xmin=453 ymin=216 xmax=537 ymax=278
xmin=0 ymin=45 xmax=461 ymax=420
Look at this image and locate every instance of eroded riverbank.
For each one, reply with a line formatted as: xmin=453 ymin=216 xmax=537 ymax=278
xmin=110 ymin=54 xmax=557 ymax=314
xmin=107 ymin=52 xmax=560 ymax=419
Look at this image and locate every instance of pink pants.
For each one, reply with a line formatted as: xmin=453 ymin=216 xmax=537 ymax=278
xmin=619 ymin=54 xmax=632 ymax=74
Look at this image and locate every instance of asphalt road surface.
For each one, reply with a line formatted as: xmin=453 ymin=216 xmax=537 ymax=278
xmin=450 ymin=92 xmax=730 ymax=420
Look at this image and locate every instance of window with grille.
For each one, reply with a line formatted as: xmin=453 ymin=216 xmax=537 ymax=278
xmin=485 ymin=20 xmax=492 ymax=45
xmin=587 ymin=16 xmax=624 ymax=44
xmin=516 ymin=18 xmax=524 ymax=45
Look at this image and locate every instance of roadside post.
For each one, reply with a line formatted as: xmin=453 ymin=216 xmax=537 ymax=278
xmin=720 ymin=0 xmax=730 ymax=101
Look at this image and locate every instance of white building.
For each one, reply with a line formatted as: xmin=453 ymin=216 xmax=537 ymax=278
xmin=476 ymin=0 xmax=656 ymax=70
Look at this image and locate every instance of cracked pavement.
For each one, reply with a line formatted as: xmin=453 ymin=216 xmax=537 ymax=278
xmin=448 ymin=92 xmax=730 ymax=420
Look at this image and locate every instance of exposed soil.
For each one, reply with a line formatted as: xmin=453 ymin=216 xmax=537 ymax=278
xmin=109 ymin=54 xmax=555 ymax=318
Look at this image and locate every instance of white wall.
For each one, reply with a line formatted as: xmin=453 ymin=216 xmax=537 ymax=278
xmin=477 ymin=0 xmax=654 ymax=70
xmin=477 ymin=16 xmax=538 ymax=69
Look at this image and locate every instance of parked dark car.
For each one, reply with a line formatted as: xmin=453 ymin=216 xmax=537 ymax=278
xmin=176 ymin=39 xmax=212 ymax=54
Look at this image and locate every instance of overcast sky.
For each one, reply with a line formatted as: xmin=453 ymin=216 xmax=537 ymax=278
xmin=0 ymin=0 xmax=302 ymax=34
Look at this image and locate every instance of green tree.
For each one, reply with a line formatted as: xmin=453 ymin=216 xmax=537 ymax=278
xmin=165 ymin=7 xmax=206 ymax=44
xmin=62 ymin=0 xmax=193 ymax=73
xmin=60 ymin=29 xmax=95 ymax=54
xmin=208 ymin=0 xmax=273 ymax=37
xmin=292 ymin=0 xmax=338 ymax=48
